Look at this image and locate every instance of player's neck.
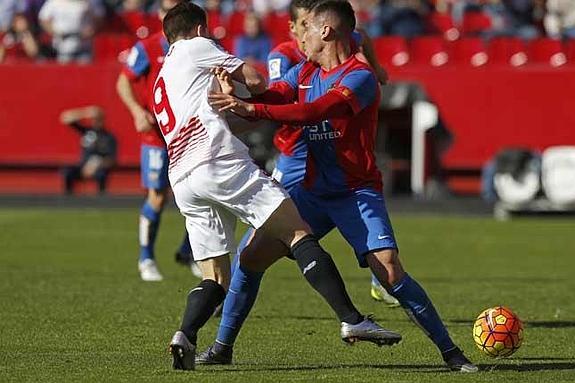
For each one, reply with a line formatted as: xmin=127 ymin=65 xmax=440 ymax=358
xmin=318 ymin=41 xmax=351 ymax=71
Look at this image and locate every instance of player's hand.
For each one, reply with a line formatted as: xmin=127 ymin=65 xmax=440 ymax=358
xmin=208 ymin=92 xmax=255 ymax=117
xmin=211 ymin=67 xmax=234 ymax=95
xmin=133 ymin=108 xmax=155 ymax=133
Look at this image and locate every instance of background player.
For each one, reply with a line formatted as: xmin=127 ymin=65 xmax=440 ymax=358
xmin=207 ymin=1 xmax=478 ymax=373
xmin=60 ymin=106 xmax=117 ymax=195
xmin=153 ymin=2 xmax=401 ymax=371
xmin=116 ymin=0 xmax=196 ymax=281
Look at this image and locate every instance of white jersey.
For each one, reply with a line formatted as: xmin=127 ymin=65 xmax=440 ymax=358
xmin=153 ymin=37 xmax=250 ymax=185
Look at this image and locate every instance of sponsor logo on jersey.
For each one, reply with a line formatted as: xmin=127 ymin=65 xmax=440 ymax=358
xmin=306 ymin=121 xmax=342 ymax=141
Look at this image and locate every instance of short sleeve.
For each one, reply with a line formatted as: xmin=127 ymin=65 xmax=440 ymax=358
xmin=188 ymin=37 xmax=244 ymax=73
xmin=331 ymin=69 xmax=377 ymax=113
xmin=267 ymin=51 xmax=292 ymax=83
xmin=123 ymin=42 xmax=150 ymax=79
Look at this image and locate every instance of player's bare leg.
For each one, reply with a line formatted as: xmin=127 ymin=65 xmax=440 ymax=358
xmin=170 ymin=255 xmax=231 ymax=370
xmin=138 ymin=188 xmax=167 ymax=281
xmin=366 ymin=249 xmax=478 ymax=372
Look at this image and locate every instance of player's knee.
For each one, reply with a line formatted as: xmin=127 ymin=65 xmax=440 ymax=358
xmin=367 ymin=249 xmax=404 ymax=286
xmin=264 ymin=199 xmax=311 ymax=246
xmin=198 ymin=256 xmax=231 ymax=291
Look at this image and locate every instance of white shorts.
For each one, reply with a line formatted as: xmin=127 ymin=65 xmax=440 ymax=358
xmin=172 ymin=155 xmax=289 ymax=261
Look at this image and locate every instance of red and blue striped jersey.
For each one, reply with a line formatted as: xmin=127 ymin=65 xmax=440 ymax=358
xmin=277 ymin=55 xmax=382 ymax=195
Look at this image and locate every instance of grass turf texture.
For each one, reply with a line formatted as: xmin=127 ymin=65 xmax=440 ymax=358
xmin=1 ymin=208 xmax=574 ymax=382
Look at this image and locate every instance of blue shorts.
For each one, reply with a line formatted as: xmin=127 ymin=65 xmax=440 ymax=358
xmin=141 ymin=145 xmax=169 ymax=190
xmin=291 ymin=186 xmax=398 ymax=268
xmin=272 ymin=153 xmax=307 ymax=193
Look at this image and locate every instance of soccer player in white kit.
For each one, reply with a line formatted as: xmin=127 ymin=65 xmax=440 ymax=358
xmin=154 ymin=2 xmax=401 ymax=371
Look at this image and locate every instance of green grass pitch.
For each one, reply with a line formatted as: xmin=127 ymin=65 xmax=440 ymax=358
xmin=1 ymin=208 xmax=574 ymax=382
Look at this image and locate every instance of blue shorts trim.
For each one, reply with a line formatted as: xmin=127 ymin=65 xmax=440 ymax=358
xmin=291 ymin=186 xmax=398 ymax=268
xmin=141 ymin=145 xmax=169 ymax=190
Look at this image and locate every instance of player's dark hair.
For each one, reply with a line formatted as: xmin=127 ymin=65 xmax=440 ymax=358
xmin=289 ymin=0 xmax=321 ymax=21
xmin=163 ymin=2 xmax=207 ymax=44
xmin=312 ymin=0 xmax=356 ymax=32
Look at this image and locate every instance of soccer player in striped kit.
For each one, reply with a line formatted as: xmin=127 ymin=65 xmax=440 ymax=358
xmin=207 ymin=1 xmax=478 ymax=373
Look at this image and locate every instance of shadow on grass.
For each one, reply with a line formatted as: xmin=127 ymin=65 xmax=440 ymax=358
xmin=478 ymin=362 xmax=575 ymax=372
xmin=449 ymin=319 xmax=575 ymax=329
xmin=200 ymin=361 xmax=575 ymax=374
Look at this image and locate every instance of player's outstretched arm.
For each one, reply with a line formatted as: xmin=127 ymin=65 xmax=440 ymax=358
xmin=209 ymin=91 xmax=353 ymax=124
xmin=115 ymin=73 xmax=155 ymax=133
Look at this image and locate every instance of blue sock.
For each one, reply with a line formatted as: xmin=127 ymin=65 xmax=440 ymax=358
xmin=216 ymin=262 xmax=263 ymax=346
xmin=391 ymin=274 xmax=456 ymax=353
xmin=371 ymin=273 xmax=381 ymax=287
xmin=216 ymin=228 xmax=259 ymax=346
xmin=230 ymin=228 xmax=252 ymax=279
xmin=139 ymin=202 xmax=161 ymax=262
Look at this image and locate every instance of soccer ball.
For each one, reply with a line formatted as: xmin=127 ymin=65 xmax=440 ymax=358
xmin=473 ymin=306 xmax=524 ymax=357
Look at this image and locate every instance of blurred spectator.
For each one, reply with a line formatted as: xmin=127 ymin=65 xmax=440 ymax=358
xmin=234 ymin=12 xmax=271 ymax=63
xmin=0 ymin=14 xmax=41 ymax=63
xmin=0 ymin=0 xmax=26 ymax=33
xmin=122 ymin=0 xmax=146 ymax=11
xmin=544 ymin=0 xmax=575 ymax=39
xmin=39 ymin=0 xmax=105 ymax=63
xmin=481 ymin=0 xmax=540 ymax=39
xmin=60 ymin=106 xmax=117 ymax=195
xmin=252 ymin=0 xmax=291 ymax=15
xmin=376 ymin=0 xmax=430 ymax=38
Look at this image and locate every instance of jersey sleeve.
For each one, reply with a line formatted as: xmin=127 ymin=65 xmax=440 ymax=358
xmin=267 ymin=50 xmax=292 ymax=83
xmin=331 ymin=69 xmax=377 ymax=114
xmin=122 ymin=42 xmax=150 ymax=80
xmin=189 ymin=37 xmax=244 ymax=73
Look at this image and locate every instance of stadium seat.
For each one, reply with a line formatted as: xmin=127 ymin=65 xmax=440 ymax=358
xmin=225 ymin=11 xmax=247 ymax=40
xmin=94 ymin=34 xmax=135 ymax=63
xmin=487 ymin=37 xmax=527 ymax=66
xmin=450 ymin=37 xmax=488 ymax=66
xmin=410 ymin=36 xmax=449 ymax=66
xmin=427 ymin=12 xmax=460 ymax=41
xmin=527 ymin=38 xmax=567 ymax=67
xmin=461 ymin=11 xmax=492 ymax=36
xmin=542 ymin=146 xmax=575 ymax=204
xmin=263 ymin=12 xmax=291 ymax=44
xmin=564 ymin=39 xmax=575 ymax=64
xmin=372 ymin=36 xmax=410 ymax=67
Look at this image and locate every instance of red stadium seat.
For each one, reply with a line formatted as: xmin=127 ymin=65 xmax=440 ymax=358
xmin=410 ymin=36 xmax=449 ymax=66
xmin=450 ymin=37 xmax=488 ymax=66
xmin=487 ymin=37 xmax=527 ymax=66
xmin=373 ymin=36 xmax=409 ymax=67
xmin=565 ymin=39 xmax=575 ymax=64
xmin=94 ymin=33 xmax=136 ymax=63
xmin=461 ymin=11 xmax=492 ymax=35
xmin=427 ymin=12 xmax=460 ymax=41
xmin=225 ymin=11 xmax=247 ymax=40
xmin=263 ymin=12 xmax=291 ymax=44
xmin=528 ymin=38 xmax=567 ymax=67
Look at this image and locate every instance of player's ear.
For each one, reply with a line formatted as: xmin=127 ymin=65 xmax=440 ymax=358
xmin=321 ymin=25 xmax=333 ymax=41
xmin=288 ymin=19 xmax=296 ymax=35
xmin=197 ymin=24 xmax=207 ymax=38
